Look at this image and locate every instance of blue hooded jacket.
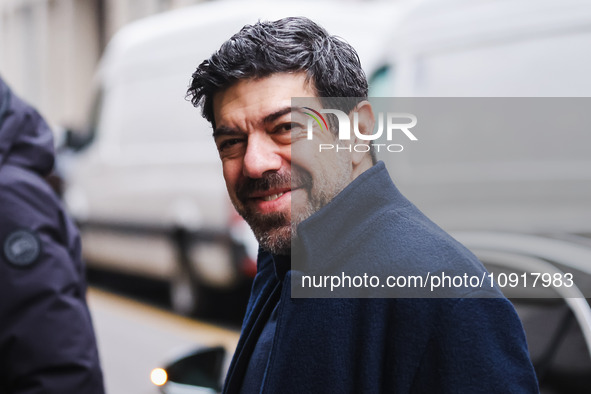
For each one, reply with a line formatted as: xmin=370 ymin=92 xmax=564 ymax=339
xmin=0 ymin=78 xmax=105 ymax=393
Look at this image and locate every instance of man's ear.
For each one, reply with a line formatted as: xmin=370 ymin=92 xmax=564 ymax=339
xmin=350 ymin=100 xmax=376 ymax=168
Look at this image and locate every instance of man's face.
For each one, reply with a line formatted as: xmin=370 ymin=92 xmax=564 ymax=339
xmin=212 ymin=72 xmax=354 ymax=255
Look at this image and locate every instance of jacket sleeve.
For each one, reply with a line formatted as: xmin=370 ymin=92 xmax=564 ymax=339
xmin=0 ymin=168 xmax=105 ymax=394
xmin=412 ymin=297 xmax=540 ymax=393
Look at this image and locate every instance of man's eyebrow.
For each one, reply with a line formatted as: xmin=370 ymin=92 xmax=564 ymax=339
xmin=212 ymin=126 xmax=241 ymax=138
xmin=263 ymin=107 xmax=293 ymax=124
xmin=213 ymin=107 xmax=297 ymax=137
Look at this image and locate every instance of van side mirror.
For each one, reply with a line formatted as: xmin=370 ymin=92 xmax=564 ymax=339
xmin=152 ymin=346 xmax=227 ymax=394
xmin=62 ymin=127 xmax=94 ymax=151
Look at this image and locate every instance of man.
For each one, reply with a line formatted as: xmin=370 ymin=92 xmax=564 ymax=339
xmin=188 ymin=17 xmax=538 ymax=393
xmin=0 ymin=76 xmax=105 ymax=393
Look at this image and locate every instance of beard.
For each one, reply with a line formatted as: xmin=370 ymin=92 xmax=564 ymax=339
xmin=232 ymin=156 xmax=352 ymax=256
xmin=233 ymin=171 xmax=292 ymax=255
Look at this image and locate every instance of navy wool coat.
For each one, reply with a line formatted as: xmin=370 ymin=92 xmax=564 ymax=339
xmin=224 ymin=162 xmax=539 ymax=394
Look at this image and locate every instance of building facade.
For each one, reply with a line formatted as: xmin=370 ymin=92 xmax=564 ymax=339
xmin=0 ymin=0 xmax=203 ymax=129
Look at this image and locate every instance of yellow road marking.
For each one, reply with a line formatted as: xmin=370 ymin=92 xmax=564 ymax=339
xmin=87 ymin=287 xmax=240 ymax=349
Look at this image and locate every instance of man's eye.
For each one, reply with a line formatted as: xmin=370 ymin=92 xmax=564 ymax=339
xmin=218 ymin=138 xmax=243 ymax=152
xmin=274 ymin=123 xmax=303 ymax=134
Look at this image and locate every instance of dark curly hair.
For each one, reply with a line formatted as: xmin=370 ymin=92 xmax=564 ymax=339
xmin=187 ymin=17 xmax=368 ymax=129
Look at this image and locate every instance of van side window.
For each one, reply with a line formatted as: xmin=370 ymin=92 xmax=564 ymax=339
xmin=369 ymin=65 xmax=395 ymax=97
xmin=87 ymin=89 xmax=103 ymax=145
xmin=64 ymin=90 xmax=102 ymax=151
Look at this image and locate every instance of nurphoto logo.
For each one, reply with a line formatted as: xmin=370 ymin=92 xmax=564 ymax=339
xmin=302 ymin=107 xmax=418 ymax=153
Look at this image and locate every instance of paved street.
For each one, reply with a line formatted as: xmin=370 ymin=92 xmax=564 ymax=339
xmin=88 ymin=288 xmax=239 ymax=394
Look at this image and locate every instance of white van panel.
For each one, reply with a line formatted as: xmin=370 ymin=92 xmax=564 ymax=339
xmin=379 ymin=0 xmax=591 ymax=234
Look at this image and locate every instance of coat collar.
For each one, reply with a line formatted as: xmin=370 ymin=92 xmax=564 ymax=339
xmin=291 ymin=161 xmax=410 ymax=273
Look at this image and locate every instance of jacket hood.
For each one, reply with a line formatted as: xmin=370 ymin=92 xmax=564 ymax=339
xmin=0 ymin=77 xmax=54 ymax=176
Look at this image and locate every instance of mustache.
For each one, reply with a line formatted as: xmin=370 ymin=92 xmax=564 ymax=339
xmin=236 ymin=169 xmax=312 ymax=201
xmin=236 ymin=172 xmax=290 ymax=201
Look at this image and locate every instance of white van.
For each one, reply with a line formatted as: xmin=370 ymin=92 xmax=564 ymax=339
xmin=61 ymin=0 xmax=402 ymax=314
xmin=64 ymin=0 xmax=591 ymax=315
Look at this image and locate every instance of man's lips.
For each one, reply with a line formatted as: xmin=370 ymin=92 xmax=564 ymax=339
xmin=261 ymin=191 xmax=286 ymax=202
xmin=249 ymin=188 xmax=291 ymax=201
xmin=246 ymin=188 xmax=292 ymax=214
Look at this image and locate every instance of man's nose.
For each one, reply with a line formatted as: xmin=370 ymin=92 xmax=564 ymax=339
xmin=242 ymin=134 xmax=282 ymax=179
